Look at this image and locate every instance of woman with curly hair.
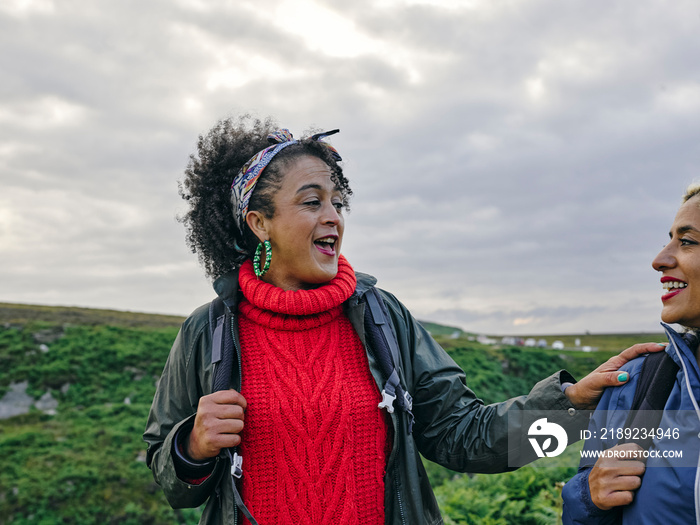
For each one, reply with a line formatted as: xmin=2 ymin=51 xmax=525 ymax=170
xmin=144 ymin=115 xmax=662 ymax=525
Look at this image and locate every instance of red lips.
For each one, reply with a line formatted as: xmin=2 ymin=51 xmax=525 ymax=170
xmin=660 ymin=276 xmax=687 ymax=302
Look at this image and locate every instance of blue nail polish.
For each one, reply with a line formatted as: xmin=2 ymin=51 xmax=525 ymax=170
xmin=618 ymin=372 xmax=629 ymax=382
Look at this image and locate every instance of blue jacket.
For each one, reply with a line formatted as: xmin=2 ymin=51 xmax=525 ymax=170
xmin=562 ymin=324 xmax=700 ymax=524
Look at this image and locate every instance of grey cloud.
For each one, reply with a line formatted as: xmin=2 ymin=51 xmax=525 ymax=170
xmin=1 ymin=0 xmax=698 ymax=336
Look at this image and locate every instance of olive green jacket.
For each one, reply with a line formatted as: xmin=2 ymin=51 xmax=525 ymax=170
xmin=143 ymin=270 xmax=588 ymax=525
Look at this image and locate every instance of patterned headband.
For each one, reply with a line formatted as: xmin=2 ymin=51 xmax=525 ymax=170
xmin=230 ymin=128 xmax=341 ymax=231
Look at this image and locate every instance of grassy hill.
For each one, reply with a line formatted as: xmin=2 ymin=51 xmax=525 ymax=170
xmin=418 ymin=320 xmax=469 ymax=338
xmin=0 ymin=302 xmax=664 ymax=524
xmin=0 ymin=302 xmax=186 ymax=328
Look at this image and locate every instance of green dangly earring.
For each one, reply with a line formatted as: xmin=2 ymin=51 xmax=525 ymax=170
xmin=253 ymin=240 xmax=272 ymax=278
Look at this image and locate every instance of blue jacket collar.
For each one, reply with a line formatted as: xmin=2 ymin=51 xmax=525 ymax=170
xmin=661 ymin=322 xmax=699 ymax=371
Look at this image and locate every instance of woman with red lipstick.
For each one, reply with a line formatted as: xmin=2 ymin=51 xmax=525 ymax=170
xmin=143 ymin=115 xmax=663 ymax=525
xmin=562 ymin=183 xmax=700 ymax=524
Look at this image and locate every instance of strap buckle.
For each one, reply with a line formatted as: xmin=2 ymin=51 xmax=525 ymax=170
xmin=378 ymin=389 xmax=397 ymax=413
xmin=231 ymin=452 xmax=243 ymax=479
xmin=402 ymin=391 xmax=413 ymax=411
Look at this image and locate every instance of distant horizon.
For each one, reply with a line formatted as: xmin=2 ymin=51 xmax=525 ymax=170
xmin=0 ymin=300 xmax=668 ymax=338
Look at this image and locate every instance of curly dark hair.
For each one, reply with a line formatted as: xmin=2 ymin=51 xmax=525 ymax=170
xmin=178 ymin=115 xmax=352 ymax=279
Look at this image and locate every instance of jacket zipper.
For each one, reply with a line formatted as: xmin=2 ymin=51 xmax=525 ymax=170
xmin=394 ymin=462 xmax=407 ymax=525
xmin=361 ymin=301 xmax=408 ymax=525
xmin=385 ymin=408 xmax=407 ymax=525
xmin=231 ymin=313 xmax=242 ymax=525
xmin=232 ymin=312 xmax=243 ymax=392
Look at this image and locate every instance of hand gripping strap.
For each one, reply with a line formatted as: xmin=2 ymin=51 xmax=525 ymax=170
xmin=209 ymin=298 xmax=259 ymax=524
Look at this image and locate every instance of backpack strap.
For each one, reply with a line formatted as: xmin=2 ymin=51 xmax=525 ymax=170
xmin=209 ymin=298 xmax=222 ymax=384
xmin=209 ymin=297 xmax=236 ymax=393
xmin=620 ymin=350 xmax=679 ymax=449
xmin=208 ymin=297 xmax=260 ymax=525
xmin=363 ymin=287 xmax=414 ymax=433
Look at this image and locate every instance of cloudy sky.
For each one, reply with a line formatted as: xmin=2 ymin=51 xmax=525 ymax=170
xmin=2 ymin=0 xmax=699 ymax=335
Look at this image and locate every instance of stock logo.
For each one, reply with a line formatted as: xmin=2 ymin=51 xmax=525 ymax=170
xmin=528 ymin=418 xmax=568 ymax=458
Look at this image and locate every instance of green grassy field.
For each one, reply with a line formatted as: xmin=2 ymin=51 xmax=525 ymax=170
xmin=0 ymin=302 xmax=666 ymax=525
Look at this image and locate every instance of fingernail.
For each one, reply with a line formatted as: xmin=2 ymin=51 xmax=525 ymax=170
xmin=658 ymin=343 xmax=668 ymax=347
xmin=618 ymin=372 xmax=629 ymax=382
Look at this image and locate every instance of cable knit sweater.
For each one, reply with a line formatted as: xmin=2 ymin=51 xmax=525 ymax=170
xmin=237 ymin=256 xmax=388 ymax=525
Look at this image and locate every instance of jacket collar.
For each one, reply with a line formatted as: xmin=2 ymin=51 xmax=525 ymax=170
xmin=353 ymin=271 xmax=377 ymax=296
xmin=661 ymin=322 xmax=699 ymax=369
xmin=213 ymin=270 xmax=240 ymax=311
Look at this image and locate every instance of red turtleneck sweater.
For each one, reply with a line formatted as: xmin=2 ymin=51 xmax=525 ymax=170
xmin=237 ymin=256 xmax=388 ymax=525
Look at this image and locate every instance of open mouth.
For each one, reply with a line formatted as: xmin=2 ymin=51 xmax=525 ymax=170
xmin=314 ymin=236 xmax=337 ymax=256
xmin=661 ymin=277 xmax=687 ymax=301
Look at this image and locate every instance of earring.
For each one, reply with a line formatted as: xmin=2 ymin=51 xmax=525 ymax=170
xmin=253 ymin=240 xmax=272 ymax=277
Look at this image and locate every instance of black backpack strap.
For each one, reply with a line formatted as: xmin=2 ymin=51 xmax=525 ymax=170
xmin=620 ymin=351 xmax=678 ymax=449
xmin=363 ymin=287 xmax=414 ymax=433
xmin=209 ymin=298 xmax=223 ymax=387
xmin=210 ymin=297 xmax=235 ymax=393
xmin=208 ymin=297 xmax=259 ymax=525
